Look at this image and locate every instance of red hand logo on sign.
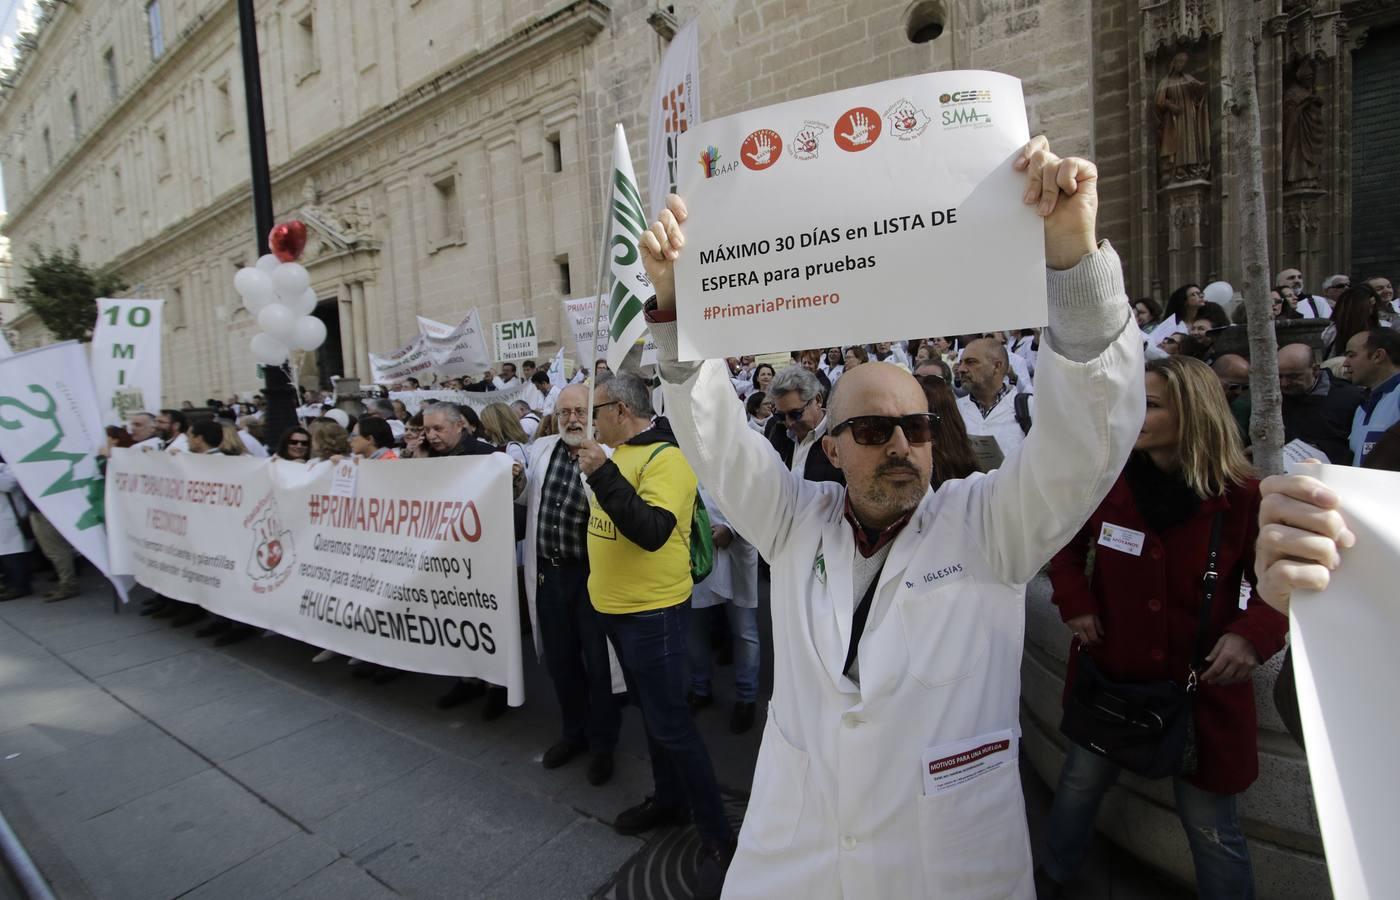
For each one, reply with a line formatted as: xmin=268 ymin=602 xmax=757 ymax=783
xmin=835 ymin=107 xmax=881 ymax=152
xmin=741 ymin=129 xmax=783 ymax=171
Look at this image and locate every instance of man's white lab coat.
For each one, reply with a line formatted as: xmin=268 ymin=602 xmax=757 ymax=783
xmin=656 ymin=250 xmax=1143 ymax=898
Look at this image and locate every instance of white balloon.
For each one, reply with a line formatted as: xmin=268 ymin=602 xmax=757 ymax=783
xmin=257 ymin=303 xmax=298 ymax=342
xmin=255 ymin=254 xmax=280 ymax=274
xmin=250 ymin=332 xmax=289 ymax=366
xmin=271 ymin=262 xmax=310 ymax=303
xmin=291 ymin=315 xmax=327 ymax=351
xmin=287 ymin=287 xmax=318 ymax=317
xmin=1203 ymin=281 xmax=1234 ymax=306
xmin=234 ymin=267 xmax=270 ymax=299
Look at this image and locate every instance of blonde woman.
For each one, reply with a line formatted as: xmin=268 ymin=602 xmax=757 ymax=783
xmin=218 ymin=422 xmax=246 ymax=456
xmin=478 ymin=402 xmax=529 ymax=470
xmin=308 ymin=419 xmax=352 ymax=461
xmin=1039 ymin=356 xmax=1288 ymax=898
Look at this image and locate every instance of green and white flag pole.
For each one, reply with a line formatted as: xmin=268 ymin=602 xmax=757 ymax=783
xmin=586 ymin=123 xmax=653 ymax=437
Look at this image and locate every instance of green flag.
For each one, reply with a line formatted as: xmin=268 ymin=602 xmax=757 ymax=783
xmin=603 ymin=124 xmax=652 ymax=373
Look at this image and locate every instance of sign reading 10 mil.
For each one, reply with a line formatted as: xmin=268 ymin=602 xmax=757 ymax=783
xmin=92 ymin=298 xmax=165 ymax=427
xmin=493 ymin=317 xmax=538 ymax=364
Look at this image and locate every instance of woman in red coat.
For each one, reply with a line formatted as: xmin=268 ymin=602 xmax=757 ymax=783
xmin=1038 ymin=356 xmax=1288 ymax=900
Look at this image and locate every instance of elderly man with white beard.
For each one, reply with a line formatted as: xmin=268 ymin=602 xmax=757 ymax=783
xmin=636 ymin=136 xmax=1144 ymax=898
xmin=514 ymin=384 xmax=619 ymax=786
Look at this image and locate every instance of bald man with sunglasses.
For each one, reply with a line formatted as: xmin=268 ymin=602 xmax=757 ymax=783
xmin=637 ymin=136 xmax=1145 ymax=899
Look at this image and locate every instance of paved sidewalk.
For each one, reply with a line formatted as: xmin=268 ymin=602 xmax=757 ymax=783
xmin=0 ymin=573 xmax=1188 ymax=899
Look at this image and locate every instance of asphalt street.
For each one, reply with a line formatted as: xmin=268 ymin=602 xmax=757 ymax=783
xmin=0 ymin=569 xmax=1187 ymax=899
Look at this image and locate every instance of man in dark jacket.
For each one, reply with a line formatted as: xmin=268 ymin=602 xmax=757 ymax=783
xmin=1277 ymin=343 xmax=1363 ymax=464
xmin=764 ymin=365 xmax=845 ymax=485
xmin=422 ymin=402 xmax=498 ymax=457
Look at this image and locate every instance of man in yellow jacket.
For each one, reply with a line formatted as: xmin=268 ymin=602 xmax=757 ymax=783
xmin=576 ymin=372 xmax=733 ymax=899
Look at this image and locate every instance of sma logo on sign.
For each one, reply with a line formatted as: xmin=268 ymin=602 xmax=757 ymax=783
xmin=498 ymin=320 xmax=536 ymax=341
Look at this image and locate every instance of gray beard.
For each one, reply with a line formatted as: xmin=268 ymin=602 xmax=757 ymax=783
xmin=560 ymin=430 xmax=585 ymax=447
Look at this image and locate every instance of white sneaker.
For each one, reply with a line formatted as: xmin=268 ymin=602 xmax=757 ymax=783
xmin=311 ymin=650 xmax=340 ymax=663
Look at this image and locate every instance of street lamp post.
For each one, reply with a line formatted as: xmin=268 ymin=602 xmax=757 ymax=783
xmin=235 ymin=0 xmax=297 ymax=444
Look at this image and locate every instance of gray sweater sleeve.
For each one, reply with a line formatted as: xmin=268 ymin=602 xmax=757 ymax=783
xmin=652 ymin=239 xmax=1130 ymax=373
xmin=1044 ymin=240 xmax=1132 ymax=364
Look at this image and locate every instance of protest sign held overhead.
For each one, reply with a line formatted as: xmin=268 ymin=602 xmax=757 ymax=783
xmin=493 ymin=318 xmax=538 ymax=364
xmin=106 ymin=450 xmax=524 ymax=702
xmin=91 ymin=298 xmax=164 ymax=425
xmin=647 ymin=17 xmax=700 ymax=219
xmin=673 ymin=71 xmax=1044 ymax=360
xmin=388 ymin=382 xmax=529 ymax=416
xmin=0 ymin=342 xmax=130 ymax=600
xmin=418 ymin=310 xmax=491 ymax=378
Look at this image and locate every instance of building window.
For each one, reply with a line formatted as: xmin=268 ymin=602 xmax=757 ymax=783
xmin=214 ymin=77 xmax=234 ymax=139
xmin=104 ymin=48 xmax=119 ymax=101
xmin=42 ymin=127 xmax=53 ymax=166
xmin=295 ymin=11 xmax=319 ymax=83
xmin=146 ymin=1 xmax=165 ymax=59
xmin=556 ymin=254 xmax=572 ymax=295
xmin=547 ymin=133 xmax=563 ymax=173
xmin=69 ymin=92 xmax=81 ymax=138
xmin=428 ymin=172 xmax=463 ymax=250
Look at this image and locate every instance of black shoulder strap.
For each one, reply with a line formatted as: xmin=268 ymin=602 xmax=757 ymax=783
xmin=1014 ymin=392 xmax=1033 ymax=435
xmin=1188 ymin=510 xmax=1227 ymax=686
xmin=843 ymin=561 xmax=886 ymax=677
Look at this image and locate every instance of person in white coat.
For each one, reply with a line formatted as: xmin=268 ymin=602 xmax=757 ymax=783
xmin=0 ymin=462 xmax=35 ymax=601
xmin=637 ymin=136 xmax=1144 ymax=898
xmin=515 ymin=384 xmax=622 ymax=785
xmin=686 ymin=483 xmax=762 ymax=734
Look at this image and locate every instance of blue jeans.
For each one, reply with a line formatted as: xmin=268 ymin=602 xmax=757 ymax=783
xmin=686 ymin=602 xmax=760 ymax=703
xmin=1043 ymin=743 xmax=1255 ymax=899
xmin=601 ymin=600 xmax=732 ymax=845
xmin=536 ymin=560 xmax=619 ymax=753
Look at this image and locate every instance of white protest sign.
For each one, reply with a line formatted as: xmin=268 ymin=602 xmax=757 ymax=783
xmin=493 ymin=317 xmax=538 ymax=364
xmin=648 ymin=17 xmax=701 ymax=218
xmin=388 ymin=383 xmax=529 ymax=416
xmin=91 ymin=298 xmax=164 ymax=425
xmin=368 ymin=336 xmax=435 ymax=384
xmin=418 ymin=310 xmax=491 ymax=378
xmin=564 ymin=296 xmax=609 ymax=368
xmin=329 ymin=459 xmax=358 ymax=498
xmin=1283 ymin=438 xmax=1330 ymax=473
xmin=0 ymin=342 xmax=129 ymax=599
xmin=106 ymin=450 xmax=524 ymax=701
xmin=1288 ymin=464 xmax=1400 ymax=900
xmin=674 ymin=71 xmax=1043 ymax=360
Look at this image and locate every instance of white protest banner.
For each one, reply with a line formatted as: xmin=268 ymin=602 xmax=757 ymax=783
xmin=1287 ymin=464 xmax=1400 ymax=900
xmin=91 ymin=298 xmax=164 ymax=425
xmin=0 ymin=342 xmax=129 ymax=599
xmin=648 ymin=17 xmax=701 ymax=218
xmin=368 ymin=336 xmax=435 ymax=384
xmin=418 ymin=310 xmax=491 ymax=378
xmin=106 ymin=450 xmax=524 ymax=701
xmin=389 ymin=382 xmax=529 ymax=416
xmin=493 ymin=317 xmax=538 ymax=364
xmin=564 ymin=296 xmax=609 ymax=367
xmin=673 ymin=71 xmax=1043 ymax=360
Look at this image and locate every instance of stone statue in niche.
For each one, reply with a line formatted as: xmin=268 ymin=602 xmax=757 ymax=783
xmin=1282 ymin=56 xmax=1325 ymax=189
xmin=1155 ymin=51 xmax=1212 ymax=185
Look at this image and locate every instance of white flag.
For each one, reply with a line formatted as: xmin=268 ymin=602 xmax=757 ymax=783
xmin=648 ymin=18 xmax=701 ymax=219
xmin=0 ymin=342 xmax=129 ymax=599
xmin=602 ymin=125 xmax=652 ymax=374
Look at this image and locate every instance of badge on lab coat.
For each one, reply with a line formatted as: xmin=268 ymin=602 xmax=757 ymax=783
xmin=922 ymin=729 xmax=1016 ymax=796
xmin=1097 ymin=522 xmax=1145 ymax=556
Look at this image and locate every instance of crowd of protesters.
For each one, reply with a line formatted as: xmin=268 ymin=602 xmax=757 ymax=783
xmin=1 ymin=138 xmax=1394 ymax=898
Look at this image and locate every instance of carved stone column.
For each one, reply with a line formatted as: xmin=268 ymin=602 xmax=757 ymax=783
xmin=1163 ymin=184 xmax=1210 ymax=289
xmin=349 ymin=280 xmax=370 ymax=382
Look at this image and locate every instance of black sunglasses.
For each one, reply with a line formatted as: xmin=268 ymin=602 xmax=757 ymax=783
xmin=831 ymin=413 xmax=939 ymax=446
xmin=776 ymin=398 xmax=814 ymax=422
xmin=287 ymin=439 xmax=310 ymax=446
xmin=591 ymin=401 xmax=619 ymax=419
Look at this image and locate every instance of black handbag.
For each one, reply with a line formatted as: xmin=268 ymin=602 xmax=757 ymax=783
xmin=1059 ymin=511 xmax=1224 ymax=779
